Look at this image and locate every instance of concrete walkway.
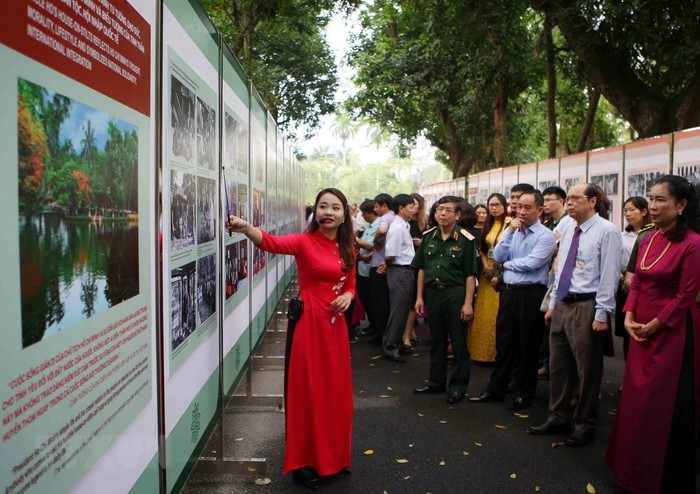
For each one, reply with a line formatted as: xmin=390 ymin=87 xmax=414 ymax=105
xmin=183 ymin=292 xmax=633 ymax=494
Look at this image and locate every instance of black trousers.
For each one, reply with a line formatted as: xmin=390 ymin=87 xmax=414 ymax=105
xmin=487 ymin=284 xmax=548 ymax=400
xmin=369 ymin=267 xmax=390 ymax=336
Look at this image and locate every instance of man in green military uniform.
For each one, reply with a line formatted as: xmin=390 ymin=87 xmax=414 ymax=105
xmin=412 ymin=196 xmax=479 ymax=404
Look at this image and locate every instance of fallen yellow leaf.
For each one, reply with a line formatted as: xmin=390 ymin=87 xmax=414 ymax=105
xmin=439 ymin=460 xmax=446 ymax=466
xmin=462 ymin=451 xmax=470 ymax=456
xmin=234 ymin=437 xmax=244 ymax=441
xmin=439 ymin=420 xmax=447 ymax=424
xmin=417 ymin=413 xmax=424 ymax=417
xmin=387 ymin=386 xmax=393 ymax=390
xmin=379 ymin=395 xmax=391 ymax=398
xmin=495 ymin=424 xmax=507 ymax=429
xmin=475 ymin=442 xmax=483 ymax=446
xmin=247 ymin=467 xmax=257 ymax=472
xmin=510 ymin=473 xmax=517 ymax=479
xmin=514 ymin=412 xmax=529 ymax=418
xmin=364 ymin=449 xmax=374 ymax=455
xmin=587 ymin=483 xmax=596 ymax=493
xmin=403 ymin=476 xmax=411 ymax=480
xmin=371 ymin=355 xmax=382 ymax=360
xmin=411 ymin=353 xmax=419 ymax=356
xmin=535 ymin=487 xmax=540 ymax=492
xmin=369 ymin=364 xmax=375 ymax=367
xmin=551 ymin=441 xmax=565 ymax=448
xmin=396 ymin=459 xmax=409 ymax=463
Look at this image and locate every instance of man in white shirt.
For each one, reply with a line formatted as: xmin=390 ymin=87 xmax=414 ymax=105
xmin=529 ymin=183 xmax=621 ymax=447
xmin=368 ymin=193 xmax=395 ymax=344
xmin=381 ymin=194 xmax=417 ymax=362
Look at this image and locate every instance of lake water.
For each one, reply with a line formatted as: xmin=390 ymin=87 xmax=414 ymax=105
xmin=19 ymin=214 xmax=139 ymax=348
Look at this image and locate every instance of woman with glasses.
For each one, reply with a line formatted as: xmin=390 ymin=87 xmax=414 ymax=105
xmin=468 ymin=193 xmax=511 ymax=363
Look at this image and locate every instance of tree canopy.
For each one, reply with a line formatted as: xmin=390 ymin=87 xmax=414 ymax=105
xmin=200 ymin=0 xmax=359 ymax=139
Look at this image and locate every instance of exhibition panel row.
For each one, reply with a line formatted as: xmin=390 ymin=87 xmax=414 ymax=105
xmin=0 ymin=1 xmax=304 ymax=493
xmin=420 ymin=130 xmax=700 ymax=232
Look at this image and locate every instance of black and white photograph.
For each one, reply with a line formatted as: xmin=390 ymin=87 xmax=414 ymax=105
xmin=564 ymin=177 xmax=580 ymax=190
xmin=253 ymin=188 xmax=265 ymax=228
xmin=171 ymin=170 xmax=196 ymax=251
xmin=197 ymin=253 xmax=216 ymax=324
xmin=645 ymin=171 xmax=664 ymax=195
xmin=628 ymin=171 xmax=665 ymax=198
xmin=479 ymin=188 xmax=488 ymax=204
xmin=196 ymin=97 xmax=216 ymax=170
xmin=171 ymin=260 xmax=196 ymax=351
xmin=677 ymin=163 xmax=700 ymax=185
xmin=604 ymin=173 xmax=619 ymax=196
xmin=539 ymin=180 xmax=557 ymax=190
xmin=197 ymin=176 xmax=216 ymax=244
xmin=224 ymin=111 xmax=238 ymax=170
xmin=224 ymin=178 xmax=237 ymax=217
xmin=590 ymin=174 xmax=605 ymax=190
xmin=237 ymin=183 xmax=248 ymax=221
xmin=237 ymin=128 xmax=248 ymax=174
xmin=170 ymin=75 xmax=195 ymax=164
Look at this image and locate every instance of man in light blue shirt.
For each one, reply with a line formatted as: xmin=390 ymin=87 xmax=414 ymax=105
xmin=470 ymin=190 xmax=556 ymax=411
xmin=529 ymin=183 xmax=622 ymax=448
xmin=355 ymin=199 xmax=380 ymax=338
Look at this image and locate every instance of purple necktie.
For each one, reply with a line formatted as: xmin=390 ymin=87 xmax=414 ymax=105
xmin=557 ymin=226 xmax=582 ymax=299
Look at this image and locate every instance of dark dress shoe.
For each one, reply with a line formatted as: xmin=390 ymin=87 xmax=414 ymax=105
xmin=384 ymin=354 xmax=406 ymax=363
xmin=338 ymin=467 xmax=352 ymax=475
xmin=446 ymin=390 xmax=466 ymax=404
xmin=292 ymin=467 xmax=319 ymax=490
xmin=413 ymin=384 xmax=447 ymax=394
xmin=469 ymin=391 xmax=505 ymax=403
xmin=528 ymin=419 xmax=573 ymax=436
xmin=510 ymin=396 xmax=531 ymax=411
xmin=399 ymin=345 xmax=414 ymax=355
xmin=565 ymin=428 xmax=595 ymax=447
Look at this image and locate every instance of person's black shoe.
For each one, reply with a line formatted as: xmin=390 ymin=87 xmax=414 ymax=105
xmin=413 ymin=384 xmax=446 ymax=394
xmin=468 ymin=391 xmax=505 ymax=403
xmin=565 ymin=428 xmax=595 ymax=447
xmin=349 ymin=335 xmax=359 ymax=344
xmin=338 ymin=467 xmax=352 ymax=475
xmin=399 ymin=345 xmax=414 ymax=355
xmin=292 ymin=467 xmax=319 ymax=490
xmin=384 ymin=354 xmax=406 ymax=363
xmin=510 ymin=396 xmax=531 ymax=411
xmin=446 ymin=390 xmax=466 ymax=404
xmin=528 ymin=419 xmax=573 ymax=435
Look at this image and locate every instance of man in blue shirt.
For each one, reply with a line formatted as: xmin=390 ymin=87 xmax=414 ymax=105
xmin=470 ymin=190 xmax=556 ymax=411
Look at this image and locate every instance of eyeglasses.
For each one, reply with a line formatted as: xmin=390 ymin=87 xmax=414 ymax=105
xmin=436 ymin=207 xmax=455 ymax=214
xmin=565 ymin=195 xmax=589 ymax=203
xmin=488 ymin=203 xmax=503 ymax=208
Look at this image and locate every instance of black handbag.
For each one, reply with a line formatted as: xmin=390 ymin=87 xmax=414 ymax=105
xmin=287 ymin=297 xmax=304 ymax=322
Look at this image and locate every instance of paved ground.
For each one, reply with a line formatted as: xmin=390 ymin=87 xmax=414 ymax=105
xmin=182 ymin=297 xmax=646 ymax=494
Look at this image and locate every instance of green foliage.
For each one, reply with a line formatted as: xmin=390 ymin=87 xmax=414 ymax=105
xmin=200 ymin=0 xmax=359 ymax=139
xmin=301 ymin=151 xmax=449 ymax=205
xmin=17 ymin=91 xmax=49 ymax=214
xmin=348 ymin=0 xmax=536 ymax=177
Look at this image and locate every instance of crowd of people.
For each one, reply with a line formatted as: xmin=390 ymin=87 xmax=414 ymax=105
xmin=227 ymin=175 xmax=700 ymax=493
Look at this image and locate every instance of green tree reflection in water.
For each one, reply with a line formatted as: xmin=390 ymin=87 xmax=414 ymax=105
xmin=19 ymin=214 xmax=139 ymax=348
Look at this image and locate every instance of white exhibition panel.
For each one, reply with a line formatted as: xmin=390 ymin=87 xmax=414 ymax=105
xmin=588 ymin=146 xmax=624 ymax=229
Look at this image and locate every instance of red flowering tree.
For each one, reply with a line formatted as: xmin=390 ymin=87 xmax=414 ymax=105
xmin=18 ymin=95 xmax=49 ymax=214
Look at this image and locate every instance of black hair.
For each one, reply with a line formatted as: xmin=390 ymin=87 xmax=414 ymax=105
xmin=428 ymin=201 xmax=438 ymax=229
xmin=623 ymin=196 xmax=650 ymax=232
xmin=307 ymin=188 xmax=355 ymax=272
xmin=542 ymin=186 xmax=566 ymax=201
xmin=481 ymin=193 xmax=508 ymax=255
xmin=360 ymin=199 xmax=376 ymax=214
xmin=511 ymin=183 xmax=535 ymax=194
xmin=392 ymin=193 xmax=414 ymax=214
xmin=652 ymin=175 xmax=700 ymax=242
xmin=520 ymin=190 xmax=545 ymax=208
xmin=374 ymin=193 xmax=393 ymax=208
xmin=455 ymin=198 xmax=477 ymax=228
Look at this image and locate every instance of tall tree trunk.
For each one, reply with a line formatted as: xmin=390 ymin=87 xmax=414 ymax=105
xmin=576 ymin=88 xmax=600 ymax=153
xmin=545 ymin=13 xmax=557 ymax=158
xmin=493 ymin=80 xmax=510 ymax=169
